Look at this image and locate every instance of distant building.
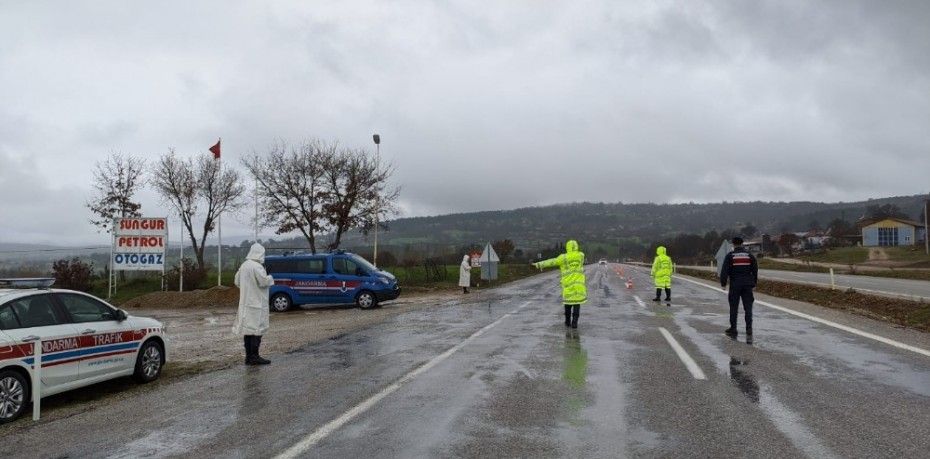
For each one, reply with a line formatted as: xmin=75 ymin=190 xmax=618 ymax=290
xmin=859 ymin=217 xmax=927 ymax=247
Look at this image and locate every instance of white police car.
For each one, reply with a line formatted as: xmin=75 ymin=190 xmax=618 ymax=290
xmin=0 ymin=279 xmax=167 ymax=423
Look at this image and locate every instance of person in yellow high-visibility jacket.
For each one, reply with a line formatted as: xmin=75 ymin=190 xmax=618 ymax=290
xmin=651 ymin=246 xmax=674 ymax=301
xmin=534 ymin=240 xmax=587 ymax=328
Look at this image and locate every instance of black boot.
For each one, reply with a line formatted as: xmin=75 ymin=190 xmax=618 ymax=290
xmin=252 ymin=336 xmax=270 ymax=365
xmin=664 ymin=288 xmax=671 ymax=301
xmin=724 ymin=328 xmax=738 ymax=338
xmin=653 ymin=288 xmax=661 ymax=301
xmin=570 ymin=306 xmax=580 ymax=329
xmin=564 ymin=305 xmax=572 ymax=327
xmin=243 ymin=336 xmax=254 ymax=365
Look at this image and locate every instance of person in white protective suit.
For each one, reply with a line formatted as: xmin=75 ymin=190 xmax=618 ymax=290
xmin=459 ymin=255 xmax=472 ymax=294
xmin=233 ymin=243 xmax=275 ymax=365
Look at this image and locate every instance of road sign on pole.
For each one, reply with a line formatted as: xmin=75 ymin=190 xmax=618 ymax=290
xmin=479 ymin=242 xmax=500 ymax=281
xmin=715 ymin=240 xmax=733 ymax=278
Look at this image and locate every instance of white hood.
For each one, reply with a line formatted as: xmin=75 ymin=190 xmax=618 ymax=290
xmin=246 ymin=243 xmax=266 ymax=264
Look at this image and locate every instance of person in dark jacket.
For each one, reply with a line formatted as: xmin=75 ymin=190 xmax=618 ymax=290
xmin=720 ymin=237 xmax=758 ymax=338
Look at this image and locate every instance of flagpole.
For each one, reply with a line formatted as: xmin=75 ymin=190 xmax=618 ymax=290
xmin=254 ymin=177 xmax=259 ymax=242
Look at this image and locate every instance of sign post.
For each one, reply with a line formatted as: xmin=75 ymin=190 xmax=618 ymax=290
xmin=31 ymin=339 xmax=41 ymax=421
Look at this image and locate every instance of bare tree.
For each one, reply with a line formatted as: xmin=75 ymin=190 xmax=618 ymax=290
xmin=86 ymin=152 xmax=145 ymax=233
xmin=243 ymin=140 xmax=328 ymax=253
xmin=243 ymin=140 xmax=400 ymax=253
xmin=151 ymin=150 xmax=245 ymax=270
xmin=322 ymin=148 xmax=399 ymax=251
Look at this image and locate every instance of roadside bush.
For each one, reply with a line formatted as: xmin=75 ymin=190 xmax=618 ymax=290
xmin=51 ymin=258 xmax=95 ymax=292
xmin=165 ymin=258 xmax=207 ymax=291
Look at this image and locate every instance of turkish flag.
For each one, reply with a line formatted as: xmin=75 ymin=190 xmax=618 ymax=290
xmin=209 ymin=139 xmax=221 ymax=159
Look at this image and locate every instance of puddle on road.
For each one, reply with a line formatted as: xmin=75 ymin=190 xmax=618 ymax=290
xmin=674 ymin=317 xmax=839 ymax=459
xmin=729 ymin=357 xmax=760 ymax=403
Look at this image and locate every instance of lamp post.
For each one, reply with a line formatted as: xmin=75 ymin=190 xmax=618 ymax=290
xmin=372 ymin=133 xmax=381 ymax=268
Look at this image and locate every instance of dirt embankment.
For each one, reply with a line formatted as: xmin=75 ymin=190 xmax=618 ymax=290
xmin=120 ymin=286 xmax=241 ymax=310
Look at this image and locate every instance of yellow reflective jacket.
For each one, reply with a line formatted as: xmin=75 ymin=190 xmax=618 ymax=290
xmin=651 ymin=246 xmax=673 ymax=288
xmin=535 ymin=240 xmax=587 ymax=304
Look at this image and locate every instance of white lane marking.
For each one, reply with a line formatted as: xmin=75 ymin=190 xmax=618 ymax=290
xmin=674 ymin=275 xmax=930 ymax=358
xmin=658 ymin=327 xmax=707 ymax=380
xmin=633 ymin=295 xmax=646 ymax=308
xmin=274 ymin=301 xmax=532 ymax=458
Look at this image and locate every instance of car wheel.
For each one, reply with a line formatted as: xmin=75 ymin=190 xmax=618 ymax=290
xmin=134 ymin=340 xmax=164 ymax=384
xmin=0 ymin=370 xmax=28 ymax=424
xmin=356 ymin=291 xmax=378 ymax=310
xmin=270 ymin=293 xmax=292 ymax=312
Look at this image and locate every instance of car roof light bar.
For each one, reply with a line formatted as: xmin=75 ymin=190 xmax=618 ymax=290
xmin=0 ymin=278 xmax=56 ymax=289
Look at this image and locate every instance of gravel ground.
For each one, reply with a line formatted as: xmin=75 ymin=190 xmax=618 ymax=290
xmin=1 ymin=289 xmax=465 ymax=432
xmin=145 ymin=290 xmax=466 ymax=374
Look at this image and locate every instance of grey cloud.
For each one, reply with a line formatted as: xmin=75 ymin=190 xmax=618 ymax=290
xmin=1 ymin=1 xmax=928 ymax=244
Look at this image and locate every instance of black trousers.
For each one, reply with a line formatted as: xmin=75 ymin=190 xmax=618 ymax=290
xmin=564 ymin=304 xmax=580 ymax=325
xmin=655 ymin=288 xmax=671 ymax=300
xmin=728 ymin=285 xmax=754 ymax=330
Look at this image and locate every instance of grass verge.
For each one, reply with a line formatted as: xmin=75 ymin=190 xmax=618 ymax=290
xmin=760 ymin=257 xmax=930 ymax=282
xmin=758 ymin=258 xmax=831 ymax=273
xmin=677 ymin=267 xmax=930 ymax=332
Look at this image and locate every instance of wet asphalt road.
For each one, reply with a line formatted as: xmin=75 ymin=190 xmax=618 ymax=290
xmin=685 ymin=264 xmax=930 ymax=301
xmin=4 ymin=264 xmax=930 ymax=458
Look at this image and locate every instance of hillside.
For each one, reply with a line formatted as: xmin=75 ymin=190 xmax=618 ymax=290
xmin=334 ymin=194 xmax=927 ymax=248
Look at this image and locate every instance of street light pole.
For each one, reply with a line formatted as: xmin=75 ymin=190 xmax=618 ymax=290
xmin=373 ymin=133 xmax=381 ymax=268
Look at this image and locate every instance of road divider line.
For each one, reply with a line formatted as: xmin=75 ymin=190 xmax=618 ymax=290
xmin=274 ymin=301 xmax=532 ymax=459
xmin=658 ymin=327 xmax=707 ymax=380
xmin=633 ymin=295 xmax=646 ymax=308
xmin=674 ymin=274 xmax=930 ymax=359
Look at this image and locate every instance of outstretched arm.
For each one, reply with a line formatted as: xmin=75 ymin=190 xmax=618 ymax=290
xmin=534 ymin=255 xmax=562 ymax=270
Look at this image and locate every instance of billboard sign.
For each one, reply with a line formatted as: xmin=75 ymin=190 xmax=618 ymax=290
xmin=112 ymin=218 xmax=168 ymax=271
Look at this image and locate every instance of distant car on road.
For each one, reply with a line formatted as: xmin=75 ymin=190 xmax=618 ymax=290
xmin=599 ymin=259 xmax=608 ymax=265
xmin=265 ymin=251 xmax=400 ymax=312
xmin=0 ymin=279 xmax=167 ymax=424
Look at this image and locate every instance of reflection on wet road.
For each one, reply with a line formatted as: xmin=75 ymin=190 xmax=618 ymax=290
xmin=3 ymin=264 xmax=930 ymax=458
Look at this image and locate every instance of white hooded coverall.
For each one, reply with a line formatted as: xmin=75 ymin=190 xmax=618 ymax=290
xmin=459 ymin=255 xmax=472 ymax=288
xmin=232 ymin=243 xmax=275 ymax=336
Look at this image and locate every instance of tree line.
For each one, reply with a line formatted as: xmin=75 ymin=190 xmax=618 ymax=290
xmin=85 ymin=139 xmax=397 ymax=275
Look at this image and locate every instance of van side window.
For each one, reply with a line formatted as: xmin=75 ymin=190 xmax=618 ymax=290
xmin=296 ymin=258 xmax=325 ymax=274
xmin=8 ymin=295 xmax=61 ymax=328
xmin=333 ymin=258 xmax=361 ymax=276
xmin=0 ymin=304 xmax=20 ymax=330
xmin=266 ymin=260 xmax=297 ymax=274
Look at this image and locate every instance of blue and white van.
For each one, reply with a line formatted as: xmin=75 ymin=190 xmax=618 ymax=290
xmin=264 ymin=252 xmax=400 ymax=312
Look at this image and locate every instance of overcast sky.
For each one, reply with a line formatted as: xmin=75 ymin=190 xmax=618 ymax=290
xmin=2 ymin=0 xmax=929 ymax=245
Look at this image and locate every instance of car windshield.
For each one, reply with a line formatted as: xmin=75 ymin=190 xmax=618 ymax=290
xmin=351 ymin=255 xmax=379 ymax=273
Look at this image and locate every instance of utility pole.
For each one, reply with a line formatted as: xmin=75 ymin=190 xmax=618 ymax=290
xmin=372 ymin=133 xmax=381 ymax=268
xmin=924 ymin=199 xmax=929 ymax=255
